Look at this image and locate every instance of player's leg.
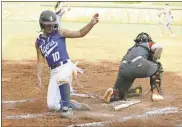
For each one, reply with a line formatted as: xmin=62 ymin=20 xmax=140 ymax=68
xmin=56 ymin=62 xmax=73 ymax=118
xmin=112 ymin=76 xmax=135 ymax=102
xmin=130 ymin=58 xmax=158 ymax=78
xmin=122 ymin=58 xmax=163 ymax=101
xmin=47 ymin=75 xmax=62 ymax=111
xmin=58 ymin=82 xmax=73 ymax=118
xmin=103 ymin=62 xmax=135 ymax=103
xmin=168 ymin=23 xmax=175 ymax=36
xmin=57 ymin=61 xmax=90 ymax=114
xmin=161 ymin=25 xmax=165 ymax=36
xmin=166 ymin=18 xmax=175 ymax=36
xmin=158 ymin=18 xmax=164 ymax=36
xmin=133 ymin=58 xmax=164 ymax=101
xmin=157 ymin=17 xmax=162 ymax=26
xmin=149 ymin=62 xmax=164 ymax=101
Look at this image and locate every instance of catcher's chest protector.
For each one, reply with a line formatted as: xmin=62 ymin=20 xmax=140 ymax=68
xmin=125 ymin=43 xmax=151 ymax=60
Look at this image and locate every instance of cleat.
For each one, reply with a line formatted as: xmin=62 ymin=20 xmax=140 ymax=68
xmin=70 ymin=100 xmax=90 ymax=111
xmin=102 ymin=88 xmax=124 ymax=103
xmin=102 ymin=88 xmax=113 ymax=103
xmin=152 ymin=94 xmax=164 ymax=101
xmin=60 ymin=106 xmax=73 ymax=118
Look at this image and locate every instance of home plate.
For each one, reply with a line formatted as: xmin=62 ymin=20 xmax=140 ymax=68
xmin=110 ymin=99 xmax=142 ymax=111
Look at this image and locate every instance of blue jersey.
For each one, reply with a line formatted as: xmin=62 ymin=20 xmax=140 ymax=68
xmin=36 ymin=30 xmax=70 ymax=67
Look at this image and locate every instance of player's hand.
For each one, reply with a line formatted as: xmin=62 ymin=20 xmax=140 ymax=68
xmin=90 ymin=13 xmax=99 ymax=25
xmin=37 ymin=76 xmax=44 ymax=89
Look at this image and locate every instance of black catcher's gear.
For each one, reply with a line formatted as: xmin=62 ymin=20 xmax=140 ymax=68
xmin=150 ymin=62 xmax=163 ymax=95
xmin=134 ymin=32 xmax=153 ymax=44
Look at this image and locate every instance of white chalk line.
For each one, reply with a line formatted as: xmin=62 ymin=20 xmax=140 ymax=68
xmin=5 ymin=107 xmax=179 ymax=120
xmin=5 ymin=112 xmax=56 ymax=120
xmin=2 ymin=97 xmax=45 ymax=104
xmin=68 ymin=107 xmax=182 ymax=127
xmin=3 ymin=107 xmax=180 ymax=122
xmin=88 ymin=112 xmax=116 ymax=117
xmin=2 ymin=93 xmax=93 ymax=104
xmin=3 ymin=95 xmax=182 ymax=126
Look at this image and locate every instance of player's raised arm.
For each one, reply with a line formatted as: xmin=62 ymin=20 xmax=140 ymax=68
xmin=59 ymin=13 xmax=99 ymax=38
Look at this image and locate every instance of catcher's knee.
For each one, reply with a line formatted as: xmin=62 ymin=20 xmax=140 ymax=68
xmin=150 ymin=62 xmax=163 ymax=94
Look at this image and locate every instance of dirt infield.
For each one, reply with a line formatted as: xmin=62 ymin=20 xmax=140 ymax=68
xmin=2 ymin=60 xmax=182 ymax=127
xmin=2 ymin=2 xmax=182 ymax=127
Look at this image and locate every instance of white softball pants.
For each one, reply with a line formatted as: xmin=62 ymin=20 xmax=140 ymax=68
xmin=47 ymin=59 xmax=74 ymax=111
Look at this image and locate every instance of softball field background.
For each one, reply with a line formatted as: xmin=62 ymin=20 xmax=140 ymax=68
xmin=2 ymin=2 xmax=182 ymax=127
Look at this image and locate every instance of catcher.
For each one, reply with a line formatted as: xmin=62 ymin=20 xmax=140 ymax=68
xmin=103 ymin=32 xmax=164 ymax=103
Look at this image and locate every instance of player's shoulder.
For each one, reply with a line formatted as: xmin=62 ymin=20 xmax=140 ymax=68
xmin=35 ymin=32 xmax=45 ymax=46
xmin=57 ymin=29 xmax=66 ymax=38
xmin=36 ymin=32 xmax=42 ymax=41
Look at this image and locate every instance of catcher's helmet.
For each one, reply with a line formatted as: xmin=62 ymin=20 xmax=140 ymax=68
xmin=39 ymin=10 xmax=57 ymax=29
xmin=134 ymin=32 xmax=153 ymax=43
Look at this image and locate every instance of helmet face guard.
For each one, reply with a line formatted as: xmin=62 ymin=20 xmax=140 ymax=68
xmin=39 ymin=21 xmax=57 ymax=30
xmin=134 ymin=32 xmax=153 ymax=43
xmin=41 ymin=21 xmax=57 ymax=25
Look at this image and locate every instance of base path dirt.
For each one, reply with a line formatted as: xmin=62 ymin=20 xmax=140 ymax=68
xmin=2 ymin=60 xmax=182 ymax=127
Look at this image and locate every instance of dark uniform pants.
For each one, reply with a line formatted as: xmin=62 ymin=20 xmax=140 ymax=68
xmin=114 ymin=56 xmax=158 ymax=96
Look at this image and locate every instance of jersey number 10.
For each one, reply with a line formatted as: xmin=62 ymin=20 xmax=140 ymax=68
xmin=52 ymin=52 xmax=60 ymax=62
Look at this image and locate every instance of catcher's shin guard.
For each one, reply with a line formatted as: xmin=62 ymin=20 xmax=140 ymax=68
xmin=150 ymin=62 xmax=164 ymax=101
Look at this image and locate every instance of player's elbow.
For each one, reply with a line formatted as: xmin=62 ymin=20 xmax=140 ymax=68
xmin=79 ymin=31 xmax=86 ymax=37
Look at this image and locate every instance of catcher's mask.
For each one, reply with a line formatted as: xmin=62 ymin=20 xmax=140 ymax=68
xmin=134 ymin=32 xmax=153 ymax=44
xmin=39 ymin=10 xmax=58 ymax=30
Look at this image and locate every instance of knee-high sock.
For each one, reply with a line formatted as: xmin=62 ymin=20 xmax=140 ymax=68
xmin=59 ymin=83 xmax=70 ymax=108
